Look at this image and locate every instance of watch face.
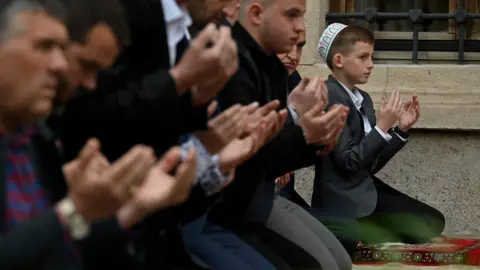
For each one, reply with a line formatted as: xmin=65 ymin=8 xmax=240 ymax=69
xmin=61 ymin=198 xmax=75 ymax=214
xmin=70 ymin=214 xmax=90 ymax=240
xmin=58 ymin=198 xmax=90 ymax=240
xmin=71 ymin=224 xmax=90 ymax=240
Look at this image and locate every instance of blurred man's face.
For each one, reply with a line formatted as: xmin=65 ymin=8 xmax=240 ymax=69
xmin=255 ymin=0 xmax=306 ymax=54
xmin=277 ymin=30 xmax=306 ymax=75
xmin=187 ymin=0 xmax=232 ymax=27
xmin=0 ymin=10 xmax=68 ymax=125
xmin=222 ymin=0 xmax=240 ymax=24
xmin=58 ymin=23 xmax=120 ymax=103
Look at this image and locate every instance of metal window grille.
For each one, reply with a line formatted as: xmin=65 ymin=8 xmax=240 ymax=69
xmin=326 ymin=0 xmax=480 ymax=64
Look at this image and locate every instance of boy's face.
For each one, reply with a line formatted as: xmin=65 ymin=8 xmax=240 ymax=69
xmin=334 ymin=41 xmax=374 ymax=85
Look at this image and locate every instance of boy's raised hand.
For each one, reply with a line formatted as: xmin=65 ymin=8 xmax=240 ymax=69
xmin=377 ymin=91 xmax=403 ymax=132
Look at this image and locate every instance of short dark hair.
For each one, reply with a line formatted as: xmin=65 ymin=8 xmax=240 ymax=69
xmin=326 ymin=24 xmax=374 ymax=69
xmin=0 ymin=0 xmax=66 ymax=42
xmin=59 ymin=0 xmax=130 ymax=47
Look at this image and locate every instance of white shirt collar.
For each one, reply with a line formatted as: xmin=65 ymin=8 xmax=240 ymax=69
xmin=161 ymin=0 xmax=192 ymax=66
xmin=338 ymin=80 xmax=364 ymax=111
xmin=161 ymin=0 xmax=192 ymax=26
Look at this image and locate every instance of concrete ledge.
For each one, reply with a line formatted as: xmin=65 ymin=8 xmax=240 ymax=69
xmin=297 ymin=64 xmax=480 ymax=131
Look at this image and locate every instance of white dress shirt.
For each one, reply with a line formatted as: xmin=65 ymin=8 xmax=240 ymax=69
xmin=180 ymin=137 xmax=232 ymax=196
xmin=287 ymin=105 xmax=299 ymax=125
xmin=161 ymin=0 xmax=192 ymax=67
xmin=161 ymin=0 xmax=231 ymax=194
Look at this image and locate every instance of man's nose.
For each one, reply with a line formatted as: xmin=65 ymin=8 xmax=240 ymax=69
xmin=294 ymin=20 xmax=305 ymax=33
xmin=290 ymin=49 xmax=299 ymax=61
xmin=50 ymin=48 xmax=68 ymax=74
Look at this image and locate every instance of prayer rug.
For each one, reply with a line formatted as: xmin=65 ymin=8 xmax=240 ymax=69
xmin=354 ymin=237 xmax=480 ymax=267
xmin=353 ymin=264 xmax=480 ymax=269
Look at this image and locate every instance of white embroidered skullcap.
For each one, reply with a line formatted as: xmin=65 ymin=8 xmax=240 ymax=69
xmin=317 ymin=23 xmax=348 ymax=61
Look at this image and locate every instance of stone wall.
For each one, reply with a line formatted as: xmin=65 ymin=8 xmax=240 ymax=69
xmin=294 ymin=130 xmax=480 ymax=234
xmin=298 ymin=64 xmax=480 ymax=131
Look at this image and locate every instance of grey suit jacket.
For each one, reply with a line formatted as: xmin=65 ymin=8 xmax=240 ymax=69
xmin=311 ymin=75 xmax=407 ymax=218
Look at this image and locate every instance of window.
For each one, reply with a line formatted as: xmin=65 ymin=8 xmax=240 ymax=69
xmin=327 ymin=0 xmax=480 ymax=64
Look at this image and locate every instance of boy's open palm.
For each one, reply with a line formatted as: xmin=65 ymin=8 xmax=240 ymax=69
xmin=377 ymin=91 xmax=403 ymax=132
xmin=399 ymin=96 xmax=421 ymax=132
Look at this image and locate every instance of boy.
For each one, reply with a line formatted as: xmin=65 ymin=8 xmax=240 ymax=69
xmin=311 ymin=23 xmax=445 ymax=253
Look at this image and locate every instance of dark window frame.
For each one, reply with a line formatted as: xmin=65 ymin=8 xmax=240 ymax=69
xmin=326 ymin=0 xmax=480 ymax=64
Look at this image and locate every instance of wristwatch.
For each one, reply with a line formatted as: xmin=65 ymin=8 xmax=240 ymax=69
xmin=56 ymin=198 xmax=90 ymax=240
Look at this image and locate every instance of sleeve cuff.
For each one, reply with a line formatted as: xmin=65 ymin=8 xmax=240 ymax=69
xmin=197 ymin=155 xmax=232 ymax=196
xmin=180 ymin=136 xmax=231 ymax=195
xmin=287 ymin=105 xmax=300 ymax=125
xmin=394 ymin=132 xmax=408 ymax=142
xmin=180 ymin=136 xmax=212 ymax=184
xmin=393 ymin=126 xmax=409 ymax=142
xmin=374 ymin=126 xmax=392 ymax=142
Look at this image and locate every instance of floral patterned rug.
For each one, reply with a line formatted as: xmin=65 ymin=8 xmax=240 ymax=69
xmin=353 ymin=234 xmax=480 ymax=269
xmin=353 ymin=264 xmax=480 ymax=269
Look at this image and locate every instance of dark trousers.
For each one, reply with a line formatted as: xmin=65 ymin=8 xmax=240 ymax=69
xmin=238 ymin=230 xmax=294 ymax=270
xmin=178 ymin=215 xmax=276 ymax=270
xmin=311 ymin=176 xmax=446 ymax=256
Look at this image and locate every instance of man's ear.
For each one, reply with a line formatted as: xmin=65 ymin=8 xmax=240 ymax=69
xmin=332 ymin=53 xmax=343 ymax=69
xmin=248 ymin=3 xmax=264 ymax=26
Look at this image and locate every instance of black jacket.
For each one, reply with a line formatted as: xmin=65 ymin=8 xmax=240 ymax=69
xmin=60 ymin=0 xmax=208 ymax=163
xmin=58 ymin=1 xmax=212 ymax=268
xmin=312 ymin=76 xmax=407 ymax=218
xmin=0 ymin=125 xmax=136 ymax=270
xmin=208 ymin=23 xmax=318 ymax=228
xmin=0 ymin=126 xmax=74 ymax=270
